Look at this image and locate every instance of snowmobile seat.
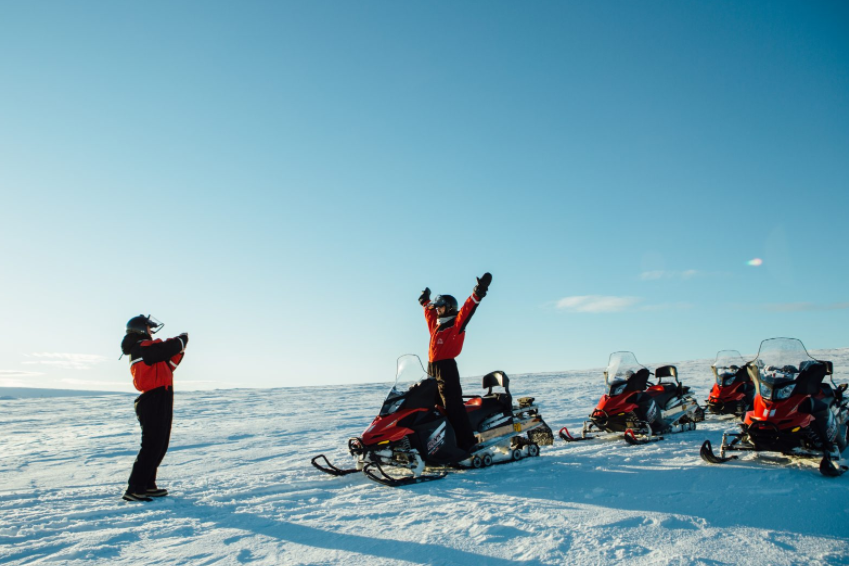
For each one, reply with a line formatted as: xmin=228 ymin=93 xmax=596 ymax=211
xmin=647 ymin=386 xmax=681 ymax=410
xmin=482 ymin=371 xmax=512 ymax=409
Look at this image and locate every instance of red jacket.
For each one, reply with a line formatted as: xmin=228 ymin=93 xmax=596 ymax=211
xmin=125 ymin=336 xmax=185 ymax=393
xmin=424 ymin=294 xmax=482 ymax=362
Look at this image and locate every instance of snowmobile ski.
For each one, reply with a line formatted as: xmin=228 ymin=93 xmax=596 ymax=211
xmin=559 ymin=426 xmax=592 ymax=442
xmin=362 ymin=461 xmax=447 ymax=487
xmin=819 ymin=455 xmax=848 ymax=477
xmin=699 ymin=440 xmax=737 ymax=464
xmin=623 ymin=428 xmax=665 ymax=445
xmin=311 ymin=454 xmax=359 ymax=477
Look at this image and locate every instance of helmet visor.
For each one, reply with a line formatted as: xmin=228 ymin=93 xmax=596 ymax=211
xmin=146 ymin=315 xmax=164 ymax=334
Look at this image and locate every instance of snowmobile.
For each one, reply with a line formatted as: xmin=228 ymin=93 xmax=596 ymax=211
xmin=705 ymin=350 xmax=755 ymax=417
xmin=700 ymin=337 xmax=849 ymax=477
xmin=311 ymin=354 xmax=554 ymax=487
xmin=559 ymin=351 xmax=704 ymax=445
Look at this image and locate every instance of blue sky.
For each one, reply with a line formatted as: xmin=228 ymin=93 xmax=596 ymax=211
xmin=1 ymin=1 xmax=847 ymax=391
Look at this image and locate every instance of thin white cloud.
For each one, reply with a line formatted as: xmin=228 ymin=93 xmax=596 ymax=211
xmin=0 ymin=370 xmax=44 ymax=377
xmin=0 ymin=370 xmax=44 ymax=388
xmin=765 ymin=302 xmax=849 ymax=312
xmin=556 ymin=295 xmax=642 ymax=313
xmin=22 ymin=353 xmax=108 ymax=370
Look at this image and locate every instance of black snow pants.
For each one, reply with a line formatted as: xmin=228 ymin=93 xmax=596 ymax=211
xmin=810 ymin=398 xmax=836 ymax=450
xmin=127 ymin=386 xmax=173 ymax=492
xmin=428 ymin=358 xmax=477 ymax=451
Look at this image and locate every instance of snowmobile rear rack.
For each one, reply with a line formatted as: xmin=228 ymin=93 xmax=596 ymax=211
xmin=311 ymin=454 xmax=360 ymax=477
xmin=362 ymin=461 xmax=447 ymax=487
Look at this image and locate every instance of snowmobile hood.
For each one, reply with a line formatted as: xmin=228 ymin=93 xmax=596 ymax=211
xmin=121 ymin=333 xmax=148 ymax=355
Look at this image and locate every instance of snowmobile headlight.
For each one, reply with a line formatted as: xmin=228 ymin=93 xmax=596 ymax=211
xmin=610 ymin=383 xmax=627 ymax=396
xmin=775 ymin=384 xmax=795 ymax=400
xmin=760 ymin=383 xmax=772 ymax=399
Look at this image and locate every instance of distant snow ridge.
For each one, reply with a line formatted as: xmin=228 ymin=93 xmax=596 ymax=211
xmin=0 ymin=387 xmax=130 ymax=399
xmin=1 ymin=350 xmax=847 ymax=565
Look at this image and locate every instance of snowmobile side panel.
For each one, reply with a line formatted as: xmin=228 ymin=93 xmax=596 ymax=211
xmin=362 ymin=407 xmax=428 ymax=445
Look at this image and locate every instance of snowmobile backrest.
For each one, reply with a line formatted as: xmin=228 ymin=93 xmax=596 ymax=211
xmin=625 ymin=368 xmax=651 ymax=392
xmin=482 ymin=371 xmax=510 ymax=396
xmin=655 ymin=365 xmax=679 ymax=384
xmin=795 ymin=360 xmax=830 ymax=395
xmin=821 ymin=360 xmax=833 ymax=375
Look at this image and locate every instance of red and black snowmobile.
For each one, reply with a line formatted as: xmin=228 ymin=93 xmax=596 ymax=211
xmin=705 ymin=350 xmax=755 ymax=417
xmin=560 ymin=351 xmax=704 ymax=445
xmin=700 ymin=337 xmax=849 ymax=477
xmin=311 ymin=354 xmax=554 ymax=486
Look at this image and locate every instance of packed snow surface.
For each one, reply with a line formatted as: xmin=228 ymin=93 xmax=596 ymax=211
xmin=2 ymin=350 xmax=848 ymax=565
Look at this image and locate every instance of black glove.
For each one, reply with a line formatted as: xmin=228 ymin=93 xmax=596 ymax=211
xmin=179 ymin=333 xmax=189 ymax=348
xmin=418 ymin=287 xmax=431 ymax=306
xmin=474 ymin=272 xmax=492 ymax=299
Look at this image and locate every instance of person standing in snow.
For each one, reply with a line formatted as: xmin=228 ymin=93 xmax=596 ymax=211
xmin=418 ymin=272 xmax=492 ymax=453
xmin=120 ymin=315 xmax=188 ymax=502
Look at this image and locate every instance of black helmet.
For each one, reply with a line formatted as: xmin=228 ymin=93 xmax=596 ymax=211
xmin=126 ymin=314 xmax=163 ymax=335
xmin=432 ymin=295 xmax=458 ymax=314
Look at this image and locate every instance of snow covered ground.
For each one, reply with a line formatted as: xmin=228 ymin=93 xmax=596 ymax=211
xmin=2 ymin=349 xmax=848 ymax=565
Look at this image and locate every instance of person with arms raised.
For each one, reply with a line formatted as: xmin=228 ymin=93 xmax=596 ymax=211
xmin=419 ymin=272 xmax=492 ymax=453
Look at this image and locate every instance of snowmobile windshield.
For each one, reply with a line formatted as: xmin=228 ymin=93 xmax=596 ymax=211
xmin=379 ymin=354 xmax=431 ymax=417
xmin=604 ymin=352 xmax=647 ymax=388
xmin=755 ymin=338 xmax=815 ymax=385
xmin=712 ymin=350 xmax=746 ymax=386
xmin=753 ymin=338 xmax=820 ymax=400
xmin=385 ymin=354 xmax=430 ymax=402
